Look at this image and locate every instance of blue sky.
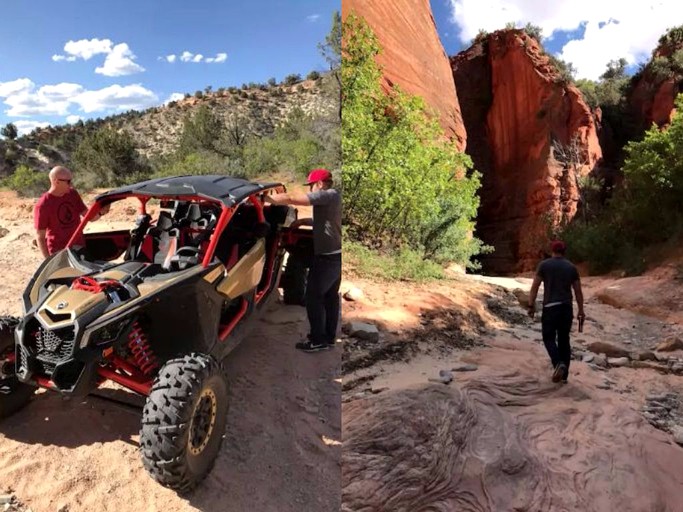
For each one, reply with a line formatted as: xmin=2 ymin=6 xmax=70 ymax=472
xmin=0 ymin=0 xmax=339 ymax=135
xmin=431 ymin=0 xmax=683 ymax=80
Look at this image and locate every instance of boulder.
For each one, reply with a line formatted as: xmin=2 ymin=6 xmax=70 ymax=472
xmin=586 ymin=341 xmax=630 ymax=359
xmin=343 ymin=322 xmax=380 ymax=342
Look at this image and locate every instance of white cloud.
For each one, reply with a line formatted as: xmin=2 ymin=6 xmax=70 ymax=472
xmin=0 ymin=79 xmax=158 ymax=117
xmin=74 ymin=84 xmax=158 ymax=113
xmin=307 ymin=14 xmax=321 ymax=22
xmin=13 ymin=120 xmax=51 ymax=136
xmin=66 ymin=115 xmax=82 ymax=124
xmin=165 ymin=54 xmax=177 ymax=63
xmin=0 ymin=78 xmax=34 ymax=98
xmin=40 ymin=83 xmax=85 ymax=101
xmin=52 ymin=54 xmax=77 ymax=62
xmin=95 ymin=43 xmax=145 ymax=76
xmin=447 ymin=0 xmax=683 ymax=79
xmin=205 ymin=52 xmax=228 ymax=63
xmin=52 ymin=38 xmax=144 ymax=76
xmin=177 ymin=50 xmax=226 ymax=63
xmin=164 ymin=92 xmax=185 ymax=104
xmin=63 ymin=38 xmax=113 ymax=60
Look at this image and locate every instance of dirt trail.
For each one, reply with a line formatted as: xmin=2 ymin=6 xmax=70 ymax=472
xmin=342 ymin=272 xmax=683 ymax=512
xmin=0 ymin=190 xmax=340 ymax=512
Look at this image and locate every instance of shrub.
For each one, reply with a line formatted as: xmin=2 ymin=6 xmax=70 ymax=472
xmin=72 ymin=126 xmax=149 ymax=189
xmin=283 ymin=73 xmax=302 ymax=86
xmin=2 ymin=165 xmax=49 ymax=197
xmin=342 ymin=14 xmax=485 ymax=268
xmin=306 ymin=70 xmax=321 ymax=80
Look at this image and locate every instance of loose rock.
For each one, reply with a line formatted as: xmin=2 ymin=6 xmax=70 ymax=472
xmin=452 ymin=363 xmax=478 ymax=372
xmin=582 ymin=354 xmax=594 ymax=363
xmin=342 ymin=322 xmax=380 ymax=342
xmin=672 ymin=425 xmax=683 ymax=446
xmin=343 ymin=287 xmax=364 ymax=302
xmin=593 ymin=354 xmax=608 ymax=367
xmin=608 ymin=357 xmax=630 ymax=367
xmin=586 ymin=341 xmax=630 ymax=358
xmin=635 ymin=351 xmax=657 ymax=361
xmin=656 ymin=337 xmax=683 ymax=352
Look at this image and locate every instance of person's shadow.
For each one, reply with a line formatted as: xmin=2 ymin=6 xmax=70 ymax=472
xmin=0 ymin=386 xmax=143 ymax=448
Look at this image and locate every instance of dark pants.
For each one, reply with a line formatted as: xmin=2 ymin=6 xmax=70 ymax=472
xmin=541 ymin=304 xmax=573 ymax=378
xmin=306 ymin=253 xmax=341 ymax=344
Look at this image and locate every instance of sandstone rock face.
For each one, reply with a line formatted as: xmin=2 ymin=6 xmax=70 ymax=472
xmin=452 ymin=30 xmax=602 ymax=273
xmin=342 ymin=0 xmax=466 ymax=149
xmin=629 ymin=38 xmax=682 ymax=131
xmin=630 ymin=76 xmax=678 ymax=129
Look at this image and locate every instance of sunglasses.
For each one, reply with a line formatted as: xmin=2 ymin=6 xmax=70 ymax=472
xmin=58 ymin=179 xmax=72 ymax=184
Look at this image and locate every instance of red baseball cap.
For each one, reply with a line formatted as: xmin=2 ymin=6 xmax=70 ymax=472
xmin=550 ymin=240 xmax=566 ymax=253
xmin=304 ymin=168 xmax=332 ymax=185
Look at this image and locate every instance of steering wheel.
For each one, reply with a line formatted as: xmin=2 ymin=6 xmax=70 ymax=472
xmin=170 ymin=246 xmax=201 ymax=270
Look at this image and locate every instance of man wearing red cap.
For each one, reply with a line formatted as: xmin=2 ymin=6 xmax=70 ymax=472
xmin=527 ymin=240 xmax=585 ymax=383
xmin=265 ymin=169 xmax=341 ymax=352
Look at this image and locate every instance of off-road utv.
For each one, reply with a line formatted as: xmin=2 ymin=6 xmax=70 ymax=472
xmin=0 ymin=175 xmax=313 ymax=492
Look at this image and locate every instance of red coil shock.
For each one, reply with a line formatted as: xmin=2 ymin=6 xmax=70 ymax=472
xmin=127 ymin=322 xmax=158 ymax=376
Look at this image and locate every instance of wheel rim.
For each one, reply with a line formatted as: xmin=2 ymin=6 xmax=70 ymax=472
xmin=188 ymin=388 xmax=218 ymax=456
xmin=0 ymin=348 xmax=13 ymax=380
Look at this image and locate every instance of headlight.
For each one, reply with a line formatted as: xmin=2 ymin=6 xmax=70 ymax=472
xmin=88 ymin=318 xmax=130 ymax=347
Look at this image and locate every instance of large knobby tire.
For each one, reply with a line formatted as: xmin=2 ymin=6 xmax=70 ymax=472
xmin=281 ymin=250 xmax=309 ymax=306
xmin=139 ymin=353 xmax=228 ymax=493
xmin=0 ymin=316 xmax=34 ymax=419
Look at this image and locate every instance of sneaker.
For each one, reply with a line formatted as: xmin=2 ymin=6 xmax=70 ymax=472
xmin=295 ymin=340 xmax=329 ymax=353
xmin=552 ymin=364 xmax=567 ymax=383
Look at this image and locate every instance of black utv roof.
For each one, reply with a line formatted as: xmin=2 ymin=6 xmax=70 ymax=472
xmin=95 ymin=175 xmax=282 ymax=206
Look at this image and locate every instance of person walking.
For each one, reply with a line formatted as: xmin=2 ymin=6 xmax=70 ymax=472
xmin=265 ymin=169 xmax=341 ymax=352
xmin=527 ymin=240 xmax=585 ymax=383
xmin=34 ymin=166 xmax=107 ymax=258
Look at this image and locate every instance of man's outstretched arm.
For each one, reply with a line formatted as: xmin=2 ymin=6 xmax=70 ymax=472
xmin=264 ymin=191 xmax=311 ymax=206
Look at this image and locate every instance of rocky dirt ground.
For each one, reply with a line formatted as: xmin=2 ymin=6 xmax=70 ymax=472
xmin=341 ymin=268 xmax=683 ymax=511
xmin=0 ymin=190 xmax=341 ymax=512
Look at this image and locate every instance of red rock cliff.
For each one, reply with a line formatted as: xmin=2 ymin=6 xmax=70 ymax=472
xmin=629 ymin=42 xmax=682 ymax=130
xmin=342 ymin=0 xmax=467 ymax=150
xmin=452 ymin=30 xmax=602 ymax=274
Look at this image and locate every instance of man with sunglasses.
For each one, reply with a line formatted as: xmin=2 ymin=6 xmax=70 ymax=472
xmin=265 ymin=169 xmax=341 ymax=352
xmin=34 ymin=166 xmax=108 ymax=258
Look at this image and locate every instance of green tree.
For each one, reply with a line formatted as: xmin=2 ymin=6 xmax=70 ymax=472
xmin=72 ymin=126 xmax=147 ymax=188
xmin=318 ymin=11 xmax=341 ymax=71
xmin=177 ymin=105 xmax=224 ymax=156
xmin=1 ymin=123 xmax=18 ymax=140
xmin=342 ymin=14 xmax=485 ymax=267
xmin=523 ymin=22 xmax=543 ymax=42
xmin=2 ymin=165 xmax=49 ymax=197
xmin=283 ymin=74 xmax=302 ymax=86
xmin=601 ymin=58 xmax=628 ymax=80
xmin=306 ymin=70 xmax=321 ymax=80
xmin=267 ymin=77 xmax=278 ymax=87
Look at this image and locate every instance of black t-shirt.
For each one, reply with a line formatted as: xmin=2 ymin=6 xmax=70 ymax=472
xmin=536 ymin=257 xmax=579 ymax=306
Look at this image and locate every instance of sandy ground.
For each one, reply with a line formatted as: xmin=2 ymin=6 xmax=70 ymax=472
xmin=0 ymin=190 xmax=340 ymax=512
xmin=341 ymin=270 xmax=683 ymax=511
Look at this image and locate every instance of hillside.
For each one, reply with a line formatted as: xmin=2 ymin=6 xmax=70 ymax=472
xmin=0 ymin=74 xmax=339 ymax=176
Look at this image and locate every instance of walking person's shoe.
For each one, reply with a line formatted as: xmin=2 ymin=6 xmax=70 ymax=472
xmin=552 ymin=363 xmax=567 ymax=383
xmin=295 ymin=340 xmax=329 ymax=352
